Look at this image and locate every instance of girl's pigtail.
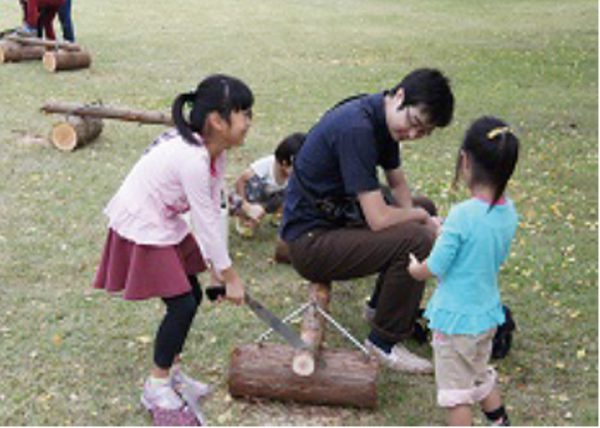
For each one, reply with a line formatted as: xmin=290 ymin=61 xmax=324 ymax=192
xmin=172 ymin=92 xmax=200 ymax=145
xmin=452 ymin=146 xmax=463 ymax=191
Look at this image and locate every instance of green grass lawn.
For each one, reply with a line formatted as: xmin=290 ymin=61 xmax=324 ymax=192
xmin=0 ymin=0 xmax=597 ymax=425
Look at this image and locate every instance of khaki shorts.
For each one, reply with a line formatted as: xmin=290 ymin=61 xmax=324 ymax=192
xmin=431 ymin=328 xmax=497 ymax=408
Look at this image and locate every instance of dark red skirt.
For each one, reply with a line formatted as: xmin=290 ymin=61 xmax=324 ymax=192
xmin=93 ymin=229 xmax=207 ymax=300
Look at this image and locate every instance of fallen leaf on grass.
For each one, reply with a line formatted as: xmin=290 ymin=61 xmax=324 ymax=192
xmin=16 ymin=132 xmax=52 ymax=148
xmin=576 ymin=349 xmax=586 ymax=359
xmin=52 ymin=334 xmax=63 ymax=346
xmin=217 ymin=409 xmax=233 ymax=424
xmin=37 ymin=393 xmax=53 ymax=402
xmin=550 ymin=203 xmax=562 ymax=217
xmin=136 ymin=335 xmax=152 ymax=345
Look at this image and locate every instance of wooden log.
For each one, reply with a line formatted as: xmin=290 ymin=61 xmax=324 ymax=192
xmin=228 ymin=343 xmax=378 ymax=408
xmin=50 ymin=116 xmax=104 ymax=151
xmin=0 ymin=28 xmax=19 ymax=39
xmin=292 ymin=282 xmax=331 ymax=376
xmin=43 ymin=49 xmax=91 ymax=72
xmin=41 ymin=102 xmax=174 ymax=126
xmin=6 ymin=34 xmax=81 ymax=51
xmin=0 ymin=40 xmax=44 ymax=63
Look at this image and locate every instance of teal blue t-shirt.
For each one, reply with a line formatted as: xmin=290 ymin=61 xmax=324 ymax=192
xmin=424 ymin=197 xmax=519 ymax=335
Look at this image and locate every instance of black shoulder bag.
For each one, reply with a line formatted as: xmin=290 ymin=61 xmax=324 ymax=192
xmin=292 ymin=160 xmax=367 ymax=227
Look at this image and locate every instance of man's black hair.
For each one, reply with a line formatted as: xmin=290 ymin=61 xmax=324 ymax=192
xmin=387 ymin=68 xmax=454 ymax=128
xmin=274 ymin=132 xmax=306 ymax=165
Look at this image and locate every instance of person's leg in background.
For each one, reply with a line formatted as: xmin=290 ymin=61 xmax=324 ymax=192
xmin=24 ymin=0 xmax=40 ymax=34
xmin=19 ymin=0 xmax=28 ymax=23
xmin=58 ymin=0 xmax=74 ymax=42
xmin=38 ymin=6 xmax=59 ymax=40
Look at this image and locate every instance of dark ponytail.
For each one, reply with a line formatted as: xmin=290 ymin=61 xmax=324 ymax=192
xmin=455 ymin=116 xmax=520 ymax=209
xmin=171 ymin=74 xmax=254 ymax=146
xmin=492 ymin=129 xmax=519 ymax=205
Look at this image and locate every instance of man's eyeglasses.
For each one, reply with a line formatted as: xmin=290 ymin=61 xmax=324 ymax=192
xmin=406 ymin=107 xmax=434 ymax=136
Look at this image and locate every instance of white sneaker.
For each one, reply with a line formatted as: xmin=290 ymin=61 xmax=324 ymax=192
xmin=141 ymin=378 xmax=184 ymax=411
xmin=171 ymin=367 xmax=213 ymax=402
xmin=362 ymin=303 xmax=376 ymax=323
xmin=365 ymin=339 xmax=433 ymax=374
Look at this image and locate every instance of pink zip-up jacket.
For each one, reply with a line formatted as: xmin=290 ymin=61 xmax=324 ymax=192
xmin=104 ymin=129 xmax=232 ymax=271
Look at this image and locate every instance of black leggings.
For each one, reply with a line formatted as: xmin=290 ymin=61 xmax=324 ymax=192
xmin=153 ymin=275 xmax=202 ymax=369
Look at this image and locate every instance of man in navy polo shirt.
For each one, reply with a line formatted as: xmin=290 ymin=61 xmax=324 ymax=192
xmin=281 ymin=68 xmax=454 ymax=374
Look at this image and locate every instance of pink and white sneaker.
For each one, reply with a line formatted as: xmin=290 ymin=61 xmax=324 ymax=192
xmin=171 ymin=367 xmax=214 ymax=402
xmin=141 ymin=379 xmax=199 ymax=426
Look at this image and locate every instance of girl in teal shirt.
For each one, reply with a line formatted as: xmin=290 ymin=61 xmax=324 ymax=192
xmin=408 ymin=116 xmax=519 ymax=426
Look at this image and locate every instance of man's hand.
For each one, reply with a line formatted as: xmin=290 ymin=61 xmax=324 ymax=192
xmin=243 ymin=202 xmax=266 ymax=223
xmin=407 ymin=252 xmax=433 ymax=281
xmin=423 ymin=215 xmax=443 ymax=237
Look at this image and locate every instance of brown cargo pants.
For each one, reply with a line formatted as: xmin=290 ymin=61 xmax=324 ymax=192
xmin=288 ymin=219 xmax=435 ymax=343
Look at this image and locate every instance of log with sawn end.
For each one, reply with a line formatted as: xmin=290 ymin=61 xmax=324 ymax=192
xmin=0 ymin=40 xmax=45 ymax=63
xmin=292 ymin=282 xmax=331 ymax=377
xmin=50 ymin=116 xmax=104 ymax=151
xmin=228 ymin=343 xmax=379 ymax=409
xmin=43 ymin=49 xmax=91 ymax=72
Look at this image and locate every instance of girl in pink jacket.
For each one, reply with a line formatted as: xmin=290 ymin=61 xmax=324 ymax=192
xmin=93 ymin=74 xmax=253 ymax=422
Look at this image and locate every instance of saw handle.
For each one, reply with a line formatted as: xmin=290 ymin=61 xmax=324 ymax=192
xmin=205 ymin=285 xmax=226 ymax=301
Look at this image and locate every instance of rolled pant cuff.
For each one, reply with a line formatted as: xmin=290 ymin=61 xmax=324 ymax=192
xmin=370 ymin=323 xmax=412 ymax=344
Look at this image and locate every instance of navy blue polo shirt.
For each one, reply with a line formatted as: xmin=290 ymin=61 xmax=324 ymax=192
xmin=281 ymin=92 xmax=400 ymax=242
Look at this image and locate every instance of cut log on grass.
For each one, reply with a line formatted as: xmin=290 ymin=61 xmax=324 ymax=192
xmin=0 ymin=40 xmax=44 ymax=63
xmin=0 ymin=28 xmax=19 ymax=39
xmin=292 ymin=282 xmax=331 ymax=377
xmin=6 ymin=34 xmax=81 ymax=51
xmin=41 ymin=102 xmax=174 ymax=126
xmin=43 ymin=49 xmax=91 ymax=72
xmin=50 ymin=116 xmax=104 ymax=151
xmin=228 ymin=343 xmax=378 ymax=408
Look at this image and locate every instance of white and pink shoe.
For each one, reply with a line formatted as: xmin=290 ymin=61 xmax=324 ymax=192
xmin=141 ymin=378 xmax=199 ymax=426
xmin=171 ymin=366 xmax=214 ymax=403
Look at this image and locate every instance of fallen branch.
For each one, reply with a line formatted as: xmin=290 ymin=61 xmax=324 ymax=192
xmin=7 ymin=34 xmax=81 ymax=51
xmin=41 ymin=102 xmax=173 ymax=125
xmin=0 ymin=28 xmax=19 ymax=39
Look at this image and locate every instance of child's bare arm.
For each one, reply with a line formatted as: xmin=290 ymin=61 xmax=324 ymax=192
xmin=408 ymin=253 xmax=434 ymax=281
xmin=235 ymin=168 xmax=256 ymax=198
xmin=235 ymin=168 xmax=265 ymax=222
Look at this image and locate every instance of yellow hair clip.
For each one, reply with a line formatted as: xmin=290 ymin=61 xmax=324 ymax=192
xmin=487 ymin=126 xmax=510 ymax=140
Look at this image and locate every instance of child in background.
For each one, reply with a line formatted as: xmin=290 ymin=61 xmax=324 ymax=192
xmin=93 ymin=75 xmax=253 ymax=424
xmin=408 ymin=116 xmax=519 ymax=426
xmin=230 ymin=132 xmax=305 ymax=238
xmin=22 ymin=0 xmax=66 ymax=40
